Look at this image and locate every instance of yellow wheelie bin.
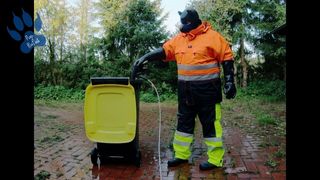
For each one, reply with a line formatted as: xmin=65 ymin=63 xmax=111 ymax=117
xmin=84 ymin=77 xmax=142 ymax=167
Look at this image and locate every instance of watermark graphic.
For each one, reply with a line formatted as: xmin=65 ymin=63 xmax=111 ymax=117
xmin=7 ymin=9 xmax=46 ymax=54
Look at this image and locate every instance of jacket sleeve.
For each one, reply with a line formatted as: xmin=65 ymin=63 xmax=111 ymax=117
xmin=218 ymin=34 xmax=234 ymax=62
xmin=162 ymin=37 xmax=177 ymax=62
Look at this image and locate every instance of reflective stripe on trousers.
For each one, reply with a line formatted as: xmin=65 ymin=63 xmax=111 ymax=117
xmin=204 ymin=103 xmax=224 ymax=167
xmin=173 ymin=130 xmax=194 ymax=160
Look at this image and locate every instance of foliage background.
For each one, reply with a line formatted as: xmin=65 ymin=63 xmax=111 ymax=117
xmin=34 ymin=0 xmax=286 ymax=102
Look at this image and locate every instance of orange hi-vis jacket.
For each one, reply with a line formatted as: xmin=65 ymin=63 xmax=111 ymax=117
xmin=163 ymin=21 xmax=234 ymax=81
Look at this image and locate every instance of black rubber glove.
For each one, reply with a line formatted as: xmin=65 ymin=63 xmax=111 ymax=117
xmin=131 ymin=47 xmax=166 ymax=81
xmin=133 ymin=56 xmax=147 ymax=70
xmin=222 ymin=60 xmax=236 ymax=99
xmin=133 ymin=48 xmax=166 ymax=67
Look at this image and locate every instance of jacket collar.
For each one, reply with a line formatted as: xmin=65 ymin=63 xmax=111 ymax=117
xmin=181 ymin=21 xmax=211 ymax=40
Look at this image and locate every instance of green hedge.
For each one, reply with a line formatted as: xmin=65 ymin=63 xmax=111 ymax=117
xmin=34 ymin=85 xmax=84 ymax=101
xmin=237 ymin=80 xmax=286 ymax=101
xmin=35 ymin=80 xmax=286 ymax=102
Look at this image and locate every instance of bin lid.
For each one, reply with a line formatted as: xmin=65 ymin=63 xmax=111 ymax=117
xmin=84 ymin=83 xmax=137 ymax=143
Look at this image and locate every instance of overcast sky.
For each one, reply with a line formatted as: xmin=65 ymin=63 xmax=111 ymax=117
xmin=161 ymin=0 xmax=189 ymax=33
xmin=66 ymin=0 xmax=189 ymax=34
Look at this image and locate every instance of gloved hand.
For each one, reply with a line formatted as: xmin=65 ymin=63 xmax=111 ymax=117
xmin=131 ymin=57 xmax=147 ymax=83
xmin=222 ymin=60 xmax=236 ymax=99
xmin=131 ymin=48 xmax=166 ymax=81
xmin=133 ymin=56 xmax=148 ymax=72
xmin=224 ymin=81 xmax=236 ymax=99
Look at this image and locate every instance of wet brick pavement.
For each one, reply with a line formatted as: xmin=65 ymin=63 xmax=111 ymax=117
xmin=34 ymin=103 xmax=286 ymax=180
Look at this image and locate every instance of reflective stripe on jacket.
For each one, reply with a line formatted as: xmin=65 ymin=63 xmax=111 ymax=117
xmin=163 ymin=21 xmax=234 ymax=81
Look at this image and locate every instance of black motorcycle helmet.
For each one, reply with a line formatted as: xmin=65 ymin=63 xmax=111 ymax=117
xmin=178 ymin=8 xmax=202 ymax=33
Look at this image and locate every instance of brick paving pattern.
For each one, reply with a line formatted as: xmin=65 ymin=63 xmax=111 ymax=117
xmin=34 ymin=103 xmax=286 ymax=179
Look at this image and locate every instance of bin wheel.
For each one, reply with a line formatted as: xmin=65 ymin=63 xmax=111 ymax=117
xmin=90 ymin=148 xmax=98 ymax=166
xmin=134 ymin=151 xmax=141 ymax=167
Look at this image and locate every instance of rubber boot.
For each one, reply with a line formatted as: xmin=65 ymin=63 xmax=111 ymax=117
xmin=167 ymin=158 xmax=188 ymax=167
xmin=199 ymin=161 xmax=218 ymax=170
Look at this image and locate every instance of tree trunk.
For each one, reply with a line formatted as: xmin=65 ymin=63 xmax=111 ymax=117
xmin=234 ymin=61 xmax=238 ymax=87
xmin=240 ymin=37 xmax=248 ymax=88
xmin=48 ymin=38 xmax=55 ymax=63
xmin=60 ymin=34 xmax=63 ymax=61
xmin=80 ymin=43 xmax=87 ymax=62
xmin=48 ymin=38 xmax=57 ymax=85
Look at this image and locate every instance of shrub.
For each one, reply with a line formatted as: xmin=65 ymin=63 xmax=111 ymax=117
xmin=34 ymin=85 xmax=84 ymax=101
xmin=237 ymin=80 xmax=286 ymax=101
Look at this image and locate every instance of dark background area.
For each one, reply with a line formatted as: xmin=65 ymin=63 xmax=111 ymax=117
xmin=0 ymin=0 xmax=33 ymax=178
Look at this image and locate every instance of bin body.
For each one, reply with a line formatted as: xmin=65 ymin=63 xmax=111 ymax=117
xmin=84 ymin=77 xmax=141 ymax=166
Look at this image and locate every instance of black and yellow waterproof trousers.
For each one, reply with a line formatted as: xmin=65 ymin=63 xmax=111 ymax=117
xmin=173 ymin=79 xmax=224 ymax=167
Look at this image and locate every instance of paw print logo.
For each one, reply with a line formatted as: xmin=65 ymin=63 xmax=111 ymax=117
xmin=7 ymin=9 xmax=46 ymax=54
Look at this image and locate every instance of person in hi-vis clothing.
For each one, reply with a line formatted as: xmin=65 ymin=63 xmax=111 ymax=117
xmin=132 ymin=8 xmax=236 ymax=170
